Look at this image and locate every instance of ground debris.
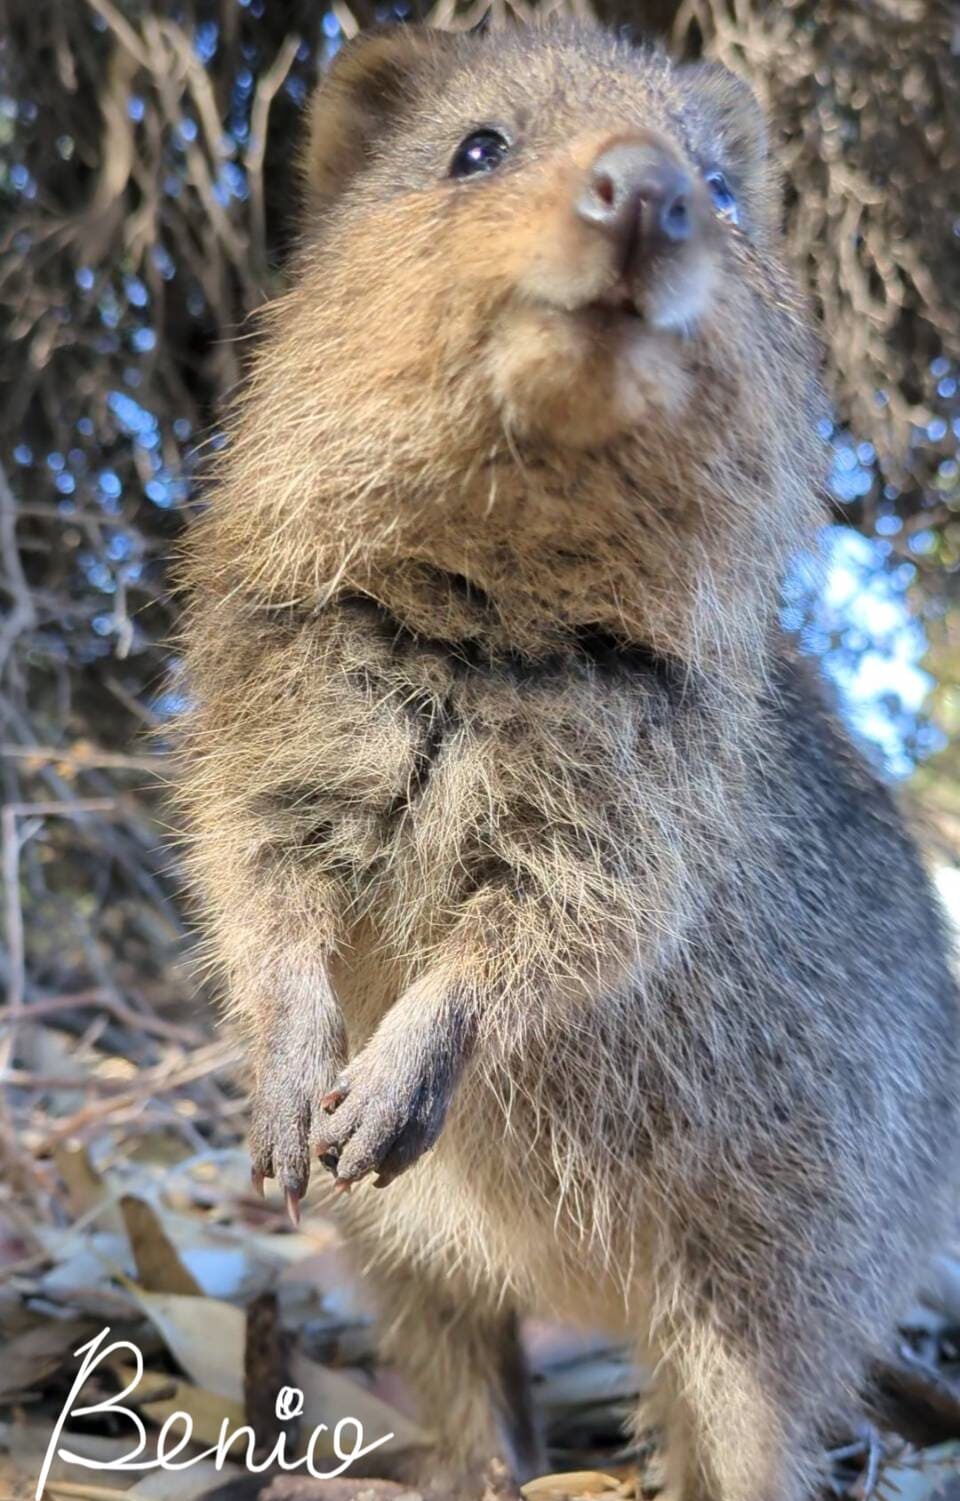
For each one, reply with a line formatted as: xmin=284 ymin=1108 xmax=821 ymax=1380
xmin=2 ymin=1004 xmax=959 ymax=1501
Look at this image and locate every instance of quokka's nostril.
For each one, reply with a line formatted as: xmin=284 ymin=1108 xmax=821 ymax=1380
xmin=661 ymin=192 xmax=690 ymax=242
xmin=577 ymin=166 xmax=624 ymax=227
xmin=594 ymin=172 xmax=616 ymax=209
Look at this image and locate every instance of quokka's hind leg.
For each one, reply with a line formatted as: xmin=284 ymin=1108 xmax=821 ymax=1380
xmin=636 ymin=1308 xmax=830 ymax=1501
xmin=350 ymin=1241 xmax=546 ymax=1495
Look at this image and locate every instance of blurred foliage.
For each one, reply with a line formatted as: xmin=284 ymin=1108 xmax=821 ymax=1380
xmin=2 ymin=0 xmax=960 ymax=1024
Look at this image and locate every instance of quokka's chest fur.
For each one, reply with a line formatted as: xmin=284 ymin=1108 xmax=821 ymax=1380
xmin=237 ymin=593 xmax=744 ymax=997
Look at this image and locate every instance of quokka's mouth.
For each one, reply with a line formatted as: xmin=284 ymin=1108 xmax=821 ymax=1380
xmin=593 ymin=286 xmax=644 ymax=319
xmin=562 ymin=284 xmax=646 ymax=325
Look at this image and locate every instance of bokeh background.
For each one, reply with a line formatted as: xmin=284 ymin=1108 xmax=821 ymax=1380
xmin=3 ymin=3 xmax=960 ymax=1497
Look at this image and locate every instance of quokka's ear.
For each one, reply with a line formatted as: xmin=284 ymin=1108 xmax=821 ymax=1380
xmin=300 ymin=25 xmax=455 ymax=216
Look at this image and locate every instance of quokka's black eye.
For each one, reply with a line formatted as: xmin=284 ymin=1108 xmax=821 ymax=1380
xmin=449 ymin=128 xmax=511 ymax=179
xmin=705 ymin=169 xmax=739 ymax=224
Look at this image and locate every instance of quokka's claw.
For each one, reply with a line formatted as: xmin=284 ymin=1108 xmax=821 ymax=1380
xmin=284 ymin=1187 xmax=302 ymax=1226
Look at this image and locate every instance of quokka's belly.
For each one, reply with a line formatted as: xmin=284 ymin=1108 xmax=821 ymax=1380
xmin=331 ymin=1042 xmax=655 ymax=1335
xmin=337 ymin=1147 xmax=647 ymax=1335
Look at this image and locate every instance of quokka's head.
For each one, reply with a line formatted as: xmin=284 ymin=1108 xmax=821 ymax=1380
xmin=204 ymin=21 xmax=826 ymax=660
xmin=282 ymin=21 xmax=822 ymax=456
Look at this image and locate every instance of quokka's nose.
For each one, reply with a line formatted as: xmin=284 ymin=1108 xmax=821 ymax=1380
xmin=577 ymin=141 xmax=693 ymax=256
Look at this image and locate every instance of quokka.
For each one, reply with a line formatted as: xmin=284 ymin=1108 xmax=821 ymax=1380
xmin=179 ymin=22 xmax=959 ymax=1500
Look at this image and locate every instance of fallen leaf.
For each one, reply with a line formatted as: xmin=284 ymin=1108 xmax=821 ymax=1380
xmin=53 ymin=1145 xmax=126 ymax=1236
xmin=120 ymin=1198 xmax=204 ymax=1296
xmin=289 ymin=1350 xmax=430 ymax=1459
xmin=124 ymin=1288 xmax=245 ymax=1401
xmin=0 ymin=1319 xmax=97 ymax=1404
xmin=35 ymin=1225 xmax=136 ymax=1282
xmin=126 ymin=1462 xmax=246 ymax=1500
xmin=111 ymin=1362 xmax=246 ymax=1450
xmin=522 ymin=1475 xmax=623 ymax=1499
xmin=36 ymin=1278 xmax=142 ymax=1324
xmin=3 ymin=1417 xmax=141 ymax=1496
xmin=35 ymin=1241 xmax=141 ymax=1325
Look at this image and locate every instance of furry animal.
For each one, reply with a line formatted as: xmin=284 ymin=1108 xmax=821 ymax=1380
xmin=178 ymin=21 xmax=958 ymax=1501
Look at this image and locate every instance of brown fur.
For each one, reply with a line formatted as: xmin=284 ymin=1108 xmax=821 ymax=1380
xmin=177 ymin=22 xmax=958 ymax=1501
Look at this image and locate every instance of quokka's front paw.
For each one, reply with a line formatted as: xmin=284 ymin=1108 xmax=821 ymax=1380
xmin=248 ymin=1024 xmax=345 ymax=1223
xmin=249 ymin=1073 xmax=316 ymax=1223
xmin=315 ymin=1044 xmax=454 ymax=1190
